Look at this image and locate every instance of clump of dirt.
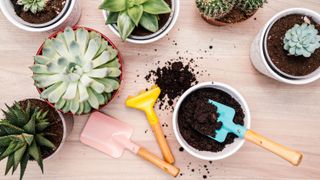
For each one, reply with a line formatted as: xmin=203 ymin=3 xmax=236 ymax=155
xmin=145 ymin=60 xmax=198 ymax=110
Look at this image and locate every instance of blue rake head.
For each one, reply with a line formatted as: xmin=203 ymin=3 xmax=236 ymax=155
xmin=208 ymin=100 xmax=247 ymax=143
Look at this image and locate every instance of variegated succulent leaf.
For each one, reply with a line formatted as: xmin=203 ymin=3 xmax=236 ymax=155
xmin=0 ymin=101 xmax=55 ymax=180
xmin=31 ymin=27 xmax=121 ymax=114
xmin=17 ymin=0 xmax=48 ymax=14
xmin=283 ymin=23 xmax=320 ymax=58
xmin=100 ymin=0 xmax=171 ymax=40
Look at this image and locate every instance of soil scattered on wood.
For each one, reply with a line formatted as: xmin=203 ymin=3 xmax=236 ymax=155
xmin=11 ymin=0 xmax=66 ymax=24
xmin=19 ymin=99 xmax=63 ymax=159
xmin=178 ymin=88 xmax=244 ymax=152
xmin=145 ymin=60 xmax=198 ymax=110
xmin=266 ymin=14 xmax=320 ymax=76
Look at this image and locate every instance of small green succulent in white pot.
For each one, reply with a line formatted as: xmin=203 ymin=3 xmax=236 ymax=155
xmin=31 ymin=27 xmax=123 ymax=115
xmin=250 ymin=8 xmax=320 ymax=85
xmin=99 ymin=0 xmax=180 ymax=44
xmin=0 ymin=0 xmax=81 ymax=32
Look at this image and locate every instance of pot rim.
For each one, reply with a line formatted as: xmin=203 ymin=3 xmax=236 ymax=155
xmin=34 ymin=26 xmax=124 ymax=115
xmin=172 ymin=82 xmax=251 ymax=161
xmin=259 ymin=8 xmax=320 ymax=84
xmin=101 ymin=0 xmax=180 ymax=44
xmin=0 ymin=0 xmax=78 ymax=32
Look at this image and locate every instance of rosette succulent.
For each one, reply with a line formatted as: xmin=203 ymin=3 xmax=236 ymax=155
xmin=17 ymin=0 xmax=48 ymax=14
xmin=99 ymin=0 xmax=171 ymax=40
xmin=31 ymin=27 xmax=121 ymax=114
xmin=195 ymin=0 xmax=266 ymax=19
xmin=0 ymin=101 xmax=55 ymax=180
xmin=283 ymin=23 xmax=320 ymax=58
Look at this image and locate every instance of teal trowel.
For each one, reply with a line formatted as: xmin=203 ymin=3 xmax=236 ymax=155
xmin=205 ymin=99 xmax=303 ymax=166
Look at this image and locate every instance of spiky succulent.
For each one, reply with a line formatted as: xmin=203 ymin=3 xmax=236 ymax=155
xmin=0 ymin=101 xmax=56 ymax=180
xmin=17 ymin=0 xmax=48 ymax=14
xmin=236 ymin=0 xmax=266 ymax=13
xmin=283 ymin=23 xmax=320 ymax=58
xmin=99 ymin=0 xmax=171 ymax=40
xmin=31 ymin=27 xmax=121 ymax=115
xmin=195 ymin=0 xmax=266 ymax=19
xmin=196 ymin=0 xmax=235 ymax=19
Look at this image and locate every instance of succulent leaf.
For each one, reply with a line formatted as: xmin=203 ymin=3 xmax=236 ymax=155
xmin=17 ymin=0 xmax=48 ymax=14
xmin=0 ymin=101 xmax=56 ymax=179
xmin=99 ymin=0 xmax=126 ymax=12
xmin=283 ymin=23 xmax=320 ymax=58
xmin=32 ymin=28 xmax=121 ymax=114
xmin=100 ymin=0 xmax=171 ymax=40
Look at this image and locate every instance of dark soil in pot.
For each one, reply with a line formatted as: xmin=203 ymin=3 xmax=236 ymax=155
xmin=11 ymin=0 xmax=67 ymax=24
xmin=131 ymin=0 xmax=172 ymax=36
xmin=266 ymin=14 xmax=320 ymax=76
xmin=178 ymin=88 xmax=245 ymax=152
xmin=19 ymin=99 xmax=63 ymax=159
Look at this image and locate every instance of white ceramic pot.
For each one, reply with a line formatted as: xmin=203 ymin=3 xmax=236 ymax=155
xmin=250 ymin=8 xmax=320 ymax=85
xmin=45 ymin=111 xmax=74 ymax=160
xmin=172 ymin=82 xmax=251 ymax=161
xmin=0 ymin=0 xmax=81 ymax=32
xmin=102 ymin=0 xmax=180 ymax=44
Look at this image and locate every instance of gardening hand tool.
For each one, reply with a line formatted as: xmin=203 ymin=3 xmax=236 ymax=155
xmin=80 ymin=111 xmax=180 ymax=177
xmin=205 ymin=99 xmax=303 ymax=166
xmin=126 ymin=86 xmax=175 ymax=164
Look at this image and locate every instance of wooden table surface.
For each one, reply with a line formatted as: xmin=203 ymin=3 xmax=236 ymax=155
xmin=1 ymin=0 xmax=320 ymax=179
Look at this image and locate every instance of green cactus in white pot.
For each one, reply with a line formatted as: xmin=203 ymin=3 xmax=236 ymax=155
xmin=17 ymin=0 xmax=48 ymax=14
xmin=284 ymin=23 xmax=320 ymax=58
xmin=31 ymin=27 xmax=122 ymax=115
xmin=99 ymin=0 xmax=172 ymax=41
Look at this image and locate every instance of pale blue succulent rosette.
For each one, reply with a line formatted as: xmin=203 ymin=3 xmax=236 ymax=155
xmin=31 ymin=27 xmax=122 ymax=115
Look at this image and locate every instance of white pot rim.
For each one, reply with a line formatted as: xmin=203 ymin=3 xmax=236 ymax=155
xmin=0 ymin=0 xmax=77 ymax=32
xmin=102 ymin=0 xmax=180 ymax=44
xmin=259 ymin=8 xmax=320 ymax=85
xmin=172 ymin=82 xmax=251 ymax=161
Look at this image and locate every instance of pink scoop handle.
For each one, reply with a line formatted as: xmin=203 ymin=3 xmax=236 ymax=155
xmin=113 ymin=135 xmax=180 ymax=177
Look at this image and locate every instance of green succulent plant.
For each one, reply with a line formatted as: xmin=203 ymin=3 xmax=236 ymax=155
xmin=31 ymin=27 xmax=121 ymax=114
xmin=99 ymin=0 xmax=172 ymax=40
xmin=195 ymin=0 xmax=266 ymax=19
xmin=236 ymin=0 xmax=266 ymax=13
xmin=195 ymin=0 xmax=235 ymax=19
xmin=17 ymin=0 xmax=48 ymax=14
xmin=283 ymin=23 xmax=320 ymax=58
xmin=0 ymin=101 xmax=56 ymax=180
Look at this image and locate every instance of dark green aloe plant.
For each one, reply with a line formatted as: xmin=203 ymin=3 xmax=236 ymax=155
xmin=0 ymin=101 xmax=56 ymax=180
xmin=99 ymin=0 xmax=171 ymax=40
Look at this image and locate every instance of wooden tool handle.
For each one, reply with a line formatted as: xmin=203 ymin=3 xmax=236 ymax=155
xmin=151 ymin=122 xmax=175 ymax=164
xmin=137 ymin=147 xmax=180 ymax=177
xmin=245 ymin=130 xmax=303 ymax=166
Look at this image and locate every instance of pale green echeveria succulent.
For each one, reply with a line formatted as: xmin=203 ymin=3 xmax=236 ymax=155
xmin=17 ymin=0 xmax=48 ymax=14
xmin=31 ymin=27 xmax=121 ymax=114
xmin=284 ymin=23 xmax=320 ymax=58
xmin=99 ymin=0 xmax=171 ymax=40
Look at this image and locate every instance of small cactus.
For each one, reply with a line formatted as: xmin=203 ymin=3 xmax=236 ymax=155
xmin=236 ymin=0 xmax=266 ymax=13
xmin=195 ymin=0 xmax=235 ymax=19
xmin=17 ymin=0 xmax=48 ymax=14
xmin=283 ymin=23 xmax=320 ymax=58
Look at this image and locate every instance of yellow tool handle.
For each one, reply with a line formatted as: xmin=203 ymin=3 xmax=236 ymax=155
xmin=245 ymin=130 xmax=303 ymax=166
xmin=151 ymin=122 xmax=175 ymax=164
xmin=137 ymin=147 xmax=180 ymax=177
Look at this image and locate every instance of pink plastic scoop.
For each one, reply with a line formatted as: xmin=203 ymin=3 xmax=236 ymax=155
xmin=80 ymin=111 xmax=180 ymax=177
